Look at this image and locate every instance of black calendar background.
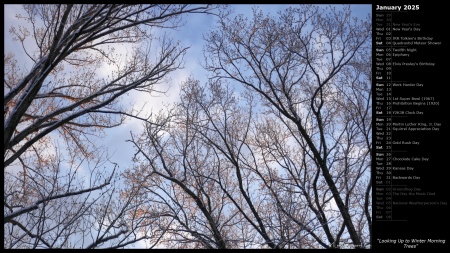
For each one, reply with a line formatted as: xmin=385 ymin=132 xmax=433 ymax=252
xmin=372 ymin=1 xmax=448 ymax=250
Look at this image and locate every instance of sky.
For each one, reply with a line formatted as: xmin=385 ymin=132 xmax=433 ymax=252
xmin=4 ymin=4 xmax=371 ymax=248
xmin=4 ymin=4 xmax=371 ymax=170
xmin=100 ymin=4 xmax=370 ymax=170
xmin=102 ymin=4 xmax=371 ymax=171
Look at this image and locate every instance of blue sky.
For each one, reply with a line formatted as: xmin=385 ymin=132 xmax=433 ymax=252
xmin=4 ymin=4 xmax=371 ymax=248
xmin=3 ymin=1 xmax=371 ymax=203
xmin=99 ymin=4 xmax=371 ymax=169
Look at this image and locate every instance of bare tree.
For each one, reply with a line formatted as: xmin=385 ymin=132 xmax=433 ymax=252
xmin=5 ymin=4 xmax=372 ymax=249
xmin=203 ymin=5 xmax=372 ymax=248
xmin=124 ymin=79 xmax=241 ymax=249
xmin=4 ymin=4 xmax=216 ymax=248
xmin=127 ymin=4 xmax=371 ymax=249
